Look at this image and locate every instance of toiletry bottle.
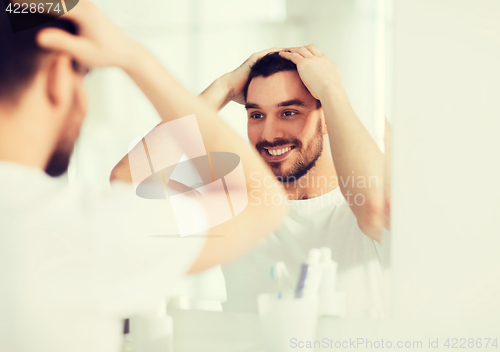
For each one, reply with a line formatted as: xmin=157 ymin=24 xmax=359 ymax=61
xmin=302 ymin=248 xmax=322 ymax=298
xmin=121 ymin=319 xmax=134 ymax=352
xmin=318 ymin=247 xmax=345 ymax=317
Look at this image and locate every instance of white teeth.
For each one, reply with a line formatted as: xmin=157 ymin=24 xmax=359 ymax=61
xmin=267 ymin=147 xmax=292 ymax=156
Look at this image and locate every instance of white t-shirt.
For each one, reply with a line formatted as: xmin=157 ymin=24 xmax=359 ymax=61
xmin=0 ymin=161 xmax=206 ymax=352
xmin=222 ymin=186 xmax=390 ymax=319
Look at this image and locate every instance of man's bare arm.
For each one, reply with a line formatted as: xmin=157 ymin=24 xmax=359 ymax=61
xmin=383 ymin=117 xmax=392 ymax=231
xmin=280 ymin=45 xmax=390 ymax=242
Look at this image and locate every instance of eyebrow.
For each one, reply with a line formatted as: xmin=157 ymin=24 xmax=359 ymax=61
xmin=277 ymin=99 xmax=306 ymax=107
xmin=245 ymin=102 xmax=261 ymax=110
xmin=245 ymin=99 xmax=307 ymax=110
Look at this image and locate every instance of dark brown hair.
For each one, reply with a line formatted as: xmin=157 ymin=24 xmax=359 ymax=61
xmin=0 ymin=10 xmax=78 ymax=103
xmin=243 ymin=51 xmax=321 ymax=108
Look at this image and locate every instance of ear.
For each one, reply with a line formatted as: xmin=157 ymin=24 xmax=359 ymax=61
xmin=44 ymin=53 xmax=76 ymax=120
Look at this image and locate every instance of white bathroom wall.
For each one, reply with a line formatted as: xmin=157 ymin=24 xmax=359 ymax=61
xmin=391 ymin=0 xmax=500 ymax=338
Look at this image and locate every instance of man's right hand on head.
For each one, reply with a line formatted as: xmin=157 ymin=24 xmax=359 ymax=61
xmin=224 ymin=47 xmax=283 ymax=105
xmin=36 ymin=1 xmax=140 ymax=71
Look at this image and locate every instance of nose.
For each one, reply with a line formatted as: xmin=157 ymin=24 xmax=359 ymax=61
xmin=261 ymin=115 xmax=285 ymax=142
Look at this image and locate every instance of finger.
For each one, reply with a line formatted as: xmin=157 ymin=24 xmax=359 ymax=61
xmin=278 ymin=51 xmax=303 ymax=64
xmin=284 ymin=46 xmax=313 ymax=58
xmin=257 ymin=47 xmax=283 ymax=59
xmin=246 ymin=47 xmax=284 ymax=68
xmin=260 ymin=47 xmax=284 ymax=55
xmin=37 ymin=28 xmax=93 ymax=60
xmin=305 ymin=44 xmax=323 ymax=56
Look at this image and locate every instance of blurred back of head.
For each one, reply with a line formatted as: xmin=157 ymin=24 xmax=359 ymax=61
xmin=0 ymin=10 xmax=78 ymax=105
xmin=0 ymin=8 xmax=83 ymax=177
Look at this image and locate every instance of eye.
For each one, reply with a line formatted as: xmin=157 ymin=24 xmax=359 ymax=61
xmin=250 ymin=112 xmax=265 ymax=119
xmin=282 ymin=111 xmax=297 ymax=117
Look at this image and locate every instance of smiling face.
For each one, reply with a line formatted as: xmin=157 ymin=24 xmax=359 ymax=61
xmin=246 ymin=70 xmax=325 ymax=182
